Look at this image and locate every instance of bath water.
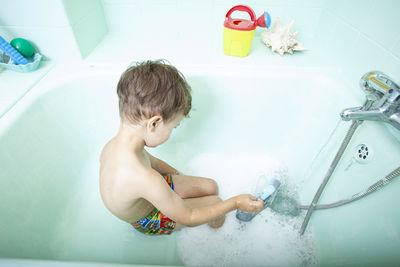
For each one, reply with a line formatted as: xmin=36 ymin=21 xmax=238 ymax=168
xmin=177 ymin=153 xmax=318 ymax=267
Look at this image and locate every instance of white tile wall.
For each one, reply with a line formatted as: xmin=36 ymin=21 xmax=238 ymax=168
xmin=62 ymin=0 xmax=102 ymax=27
xmin=0 ymin=0 xmax=107 ymax=61
xmin=0 ymin=0 xmax=81 ymax=60
xmin=319 ymin=0 xmax=400 ymax=84
xmin=0 ymin=0 xmax=69 ymax=27
xmin=101 ymin=0 xmax=324 ymax=40
xmin=393 ymin=38 xmax=400 ymax=59
xmin=0 ymin=0 xmax=399 ymax=76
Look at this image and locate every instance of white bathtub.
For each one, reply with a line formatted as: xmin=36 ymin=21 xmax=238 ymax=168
xmin=1 ymin=64 xmax=400 ymax=266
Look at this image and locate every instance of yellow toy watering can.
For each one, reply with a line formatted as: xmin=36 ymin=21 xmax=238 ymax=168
xmin=223 ymin=5 xmax=271 ymax=57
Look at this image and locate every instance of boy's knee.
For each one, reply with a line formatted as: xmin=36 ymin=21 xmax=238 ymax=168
xmin=204 ymin=178 xmax=219 ymax=196
xmin=208 ymin=196 xmax=225 ymax=228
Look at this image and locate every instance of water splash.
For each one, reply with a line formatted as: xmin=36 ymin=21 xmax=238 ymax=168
xmin=177 ymin=153 xmax=318 ymax=267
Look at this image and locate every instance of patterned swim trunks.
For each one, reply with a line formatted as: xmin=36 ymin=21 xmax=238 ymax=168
xmin=131 ymin=175 xmax=177 ymax=235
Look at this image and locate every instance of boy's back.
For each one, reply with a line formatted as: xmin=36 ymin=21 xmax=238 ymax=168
xmin=100 ymin=136 xmax=154 ymax=223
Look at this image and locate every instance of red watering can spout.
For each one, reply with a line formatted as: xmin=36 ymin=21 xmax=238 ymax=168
xmin=256 ymin=12 xmax=271 ymax=28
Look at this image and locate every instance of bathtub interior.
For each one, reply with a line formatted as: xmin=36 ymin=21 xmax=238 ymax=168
xmin=1 ymin=67 xmax=400 ymax=266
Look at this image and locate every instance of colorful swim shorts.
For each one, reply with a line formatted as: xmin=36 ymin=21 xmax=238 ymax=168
xmin=131 ymin=175 xmax=177 ymax=235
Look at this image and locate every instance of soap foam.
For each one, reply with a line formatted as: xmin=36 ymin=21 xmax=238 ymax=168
xmin=177 ymin=153 xmax=318 ymax=267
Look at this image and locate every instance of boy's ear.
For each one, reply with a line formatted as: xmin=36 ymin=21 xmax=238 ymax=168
xmin=147 ymin=115 xmax=163 ymax=131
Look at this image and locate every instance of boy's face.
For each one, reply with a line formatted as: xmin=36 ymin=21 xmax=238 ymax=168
xmin=144 ymin=113 xmax=184 ymax=147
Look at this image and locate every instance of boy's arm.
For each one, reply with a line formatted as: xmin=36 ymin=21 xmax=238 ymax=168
xmin=139 ymin=170 xmax=263 ymax=227
xmin=145 ymin=151 xmax=180 ymax=175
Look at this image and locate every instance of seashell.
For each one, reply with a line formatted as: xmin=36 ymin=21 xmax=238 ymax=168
xmin=261 ymin=18 xmax=307 ymax=56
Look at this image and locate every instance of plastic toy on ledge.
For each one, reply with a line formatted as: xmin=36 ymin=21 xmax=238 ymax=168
xmin=0 ymin=36 xmax=42 ymax=72
xmin=223 ymin=5 xmax=271 ymax=57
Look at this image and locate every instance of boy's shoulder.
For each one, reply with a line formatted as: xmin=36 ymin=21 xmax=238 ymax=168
xmin=99 ymin=139 xmax=156 ymax=204
xmin=99 ymin=138 xmax=155 ymax=184
xmin=101 ymin=136 xmax=137 ymax=161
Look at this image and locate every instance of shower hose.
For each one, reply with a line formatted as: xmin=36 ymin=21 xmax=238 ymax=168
xmin=297 ymin=166 xmax=400 ymax=211
xmin=299 ymin=99 xmax=400 ymax=235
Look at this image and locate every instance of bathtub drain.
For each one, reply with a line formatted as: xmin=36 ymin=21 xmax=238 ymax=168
xmin=355 ymin=144 xmax=371 ymax=163
xmin=345 ymin=144 xmax=374 ymax=170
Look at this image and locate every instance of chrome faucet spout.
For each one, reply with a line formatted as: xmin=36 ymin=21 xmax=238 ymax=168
xmin=389 ymin=113 xmax=400 ymax=131
xmin=340 ymin=107 xmax=382 ymax=122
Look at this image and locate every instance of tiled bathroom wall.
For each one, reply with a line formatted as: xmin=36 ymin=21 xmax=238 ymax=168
xmin=318 ymin=0 xmax=400 ymax=84
xmin=98 ymin=0 xmax=400 ymax=84
xmin=99 ymin=0 xmax=324 ymax=53
xmin=93 ymin=0 xmax=326 ymax=65
xmin=100 ymin=0 xmax=324 ymax=36
xmin=0 ymin=0 xmax=107 ymax=60
xmin=0 ymin=0 xmax=77 ymax=60
xmin=0 ymin=0 xmax=399 ymax=81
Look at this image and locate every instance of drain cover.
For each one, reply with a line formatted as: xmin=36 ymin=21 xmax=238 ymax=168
xmin=354 ymin=144 xmax=373 ymax=164
xmin=345 ymin=144 xmax=374 ymax=171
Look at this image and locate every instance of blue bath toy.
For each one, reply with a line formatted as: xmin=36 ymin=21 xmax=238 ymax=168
xmin=0 ymin=36 xmax=29 ymax=65
xmin=236 ymin=176 xmax=281 ymax=222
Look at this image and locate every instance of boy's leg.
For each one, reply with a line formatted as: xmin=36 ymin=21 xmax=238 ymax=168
xmin=172 ymin=174 xmax=225 ymax=230
xmin=174 ymin=195 xmax=225 ymax=230
xmin=172 ymin=174 xmax=219 ymax=199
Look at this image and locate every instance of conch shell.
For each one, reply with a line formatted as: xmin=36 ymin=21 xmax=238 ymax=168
xmin=261 ymin=18 xmax=307 ymax=56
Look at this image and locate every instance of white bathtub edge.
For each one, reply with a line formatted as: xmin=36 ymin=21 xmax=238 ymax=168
xmin=0 ymin=258 xmax=182 ymax=267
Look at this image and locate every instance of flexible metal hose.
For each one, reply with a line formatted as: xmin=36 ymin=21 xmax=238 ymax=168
xmin=299 ymin=120 xmax=362 ymax=235
xmin=298 ymin=166 xmax=400 ymax=210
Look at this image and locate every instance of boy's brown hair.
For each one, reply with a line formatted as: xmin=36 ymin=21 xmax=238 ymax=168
xmin=117 ymin=60 xmax=192 ymax=123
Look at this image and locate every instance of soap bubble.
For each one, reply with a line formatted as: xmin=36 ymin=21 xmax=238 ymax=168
xmin=177 ymin=153 xmax=318 ymax=267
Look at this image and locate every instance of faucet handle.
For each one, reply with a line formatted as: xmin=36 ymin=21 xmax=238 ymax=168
xmin=360 ymin=71 xmax=400 ymax=103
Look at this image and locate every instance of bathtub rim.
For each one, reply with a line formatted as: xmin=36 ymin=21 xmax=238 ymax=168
xmin=0 ymin=258 xmax=182 ymax=267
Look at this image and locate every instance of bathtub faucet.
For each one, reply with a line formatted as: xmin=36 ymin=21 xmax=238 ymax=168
xmin=340 ymin=71 xmax=400 ymax=131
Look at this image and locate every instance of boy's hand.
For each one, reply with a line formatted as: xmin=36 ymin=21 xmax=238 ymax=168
xmin=235 ymin=194 xmax=264 ymax=213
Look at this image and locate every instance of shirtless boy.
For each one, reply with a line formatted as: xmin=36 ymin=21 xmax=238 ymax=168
xmin=99 ymin=60 xmax=264 ymax=235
